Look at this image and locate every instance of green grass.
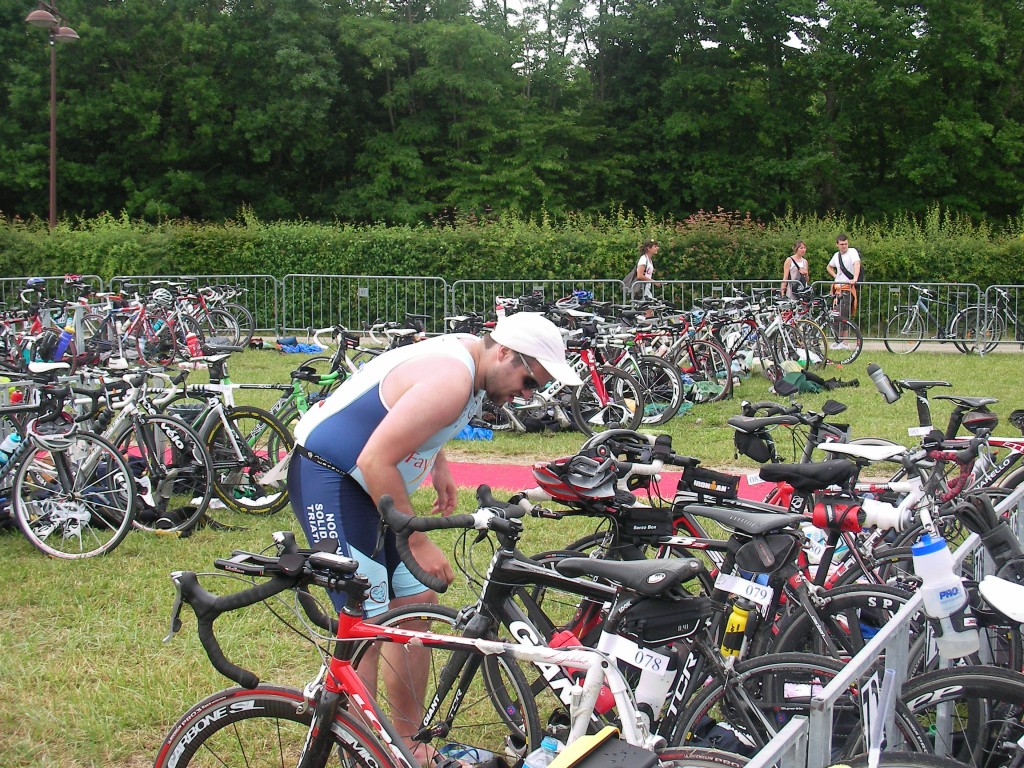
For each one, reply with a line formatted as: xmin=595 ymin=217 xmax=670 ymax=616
xmin=0 ymin=346 xmax=1021 ymax=767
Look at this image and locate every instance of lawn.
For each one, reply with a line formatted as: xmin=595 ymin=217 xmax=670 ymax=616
xmin=0 ymin=346 xmax=1020 ymax=767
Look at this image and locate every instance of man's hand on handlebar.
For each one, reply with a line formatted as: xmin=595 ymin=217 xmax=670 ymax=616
xmin=408 ymin=532 xmax=454 ymax=588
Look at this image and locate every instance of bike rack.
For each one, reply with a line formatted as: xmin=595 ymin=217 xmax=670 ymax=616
xmin=743 ymin=533 xmax=980 ymax=768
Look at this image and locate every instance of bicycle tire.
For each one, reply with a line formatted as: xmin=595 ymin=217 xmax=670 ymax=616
xmin=793 ymin=318 xmax=829 ymax=372
xmin=832 ymin=753 xmax=976 ymax=768
xmin=224 ymin=301 xmax=256 ymax=347
xmin=657 ymin=746 xmax=750 ymax=767
xmin=153 ymin=684 xmax=391 ymax=768
xmin=900 ymin=664 xmax=1024 ymax=767
xmin=884 ymin=310 xmax=924 ymax=355
xmin=824 ymin=316 xmax=863 ymax=366
xmin=13 ymin=431 xmax=138 ymax=558
xmin=113 ymin=414 xmax=213 ymax=534
xmin=667 ymin=652 xmax=929 ymax=758
xmin=768 ymin=583 xmax=924 ymax=663
xmin=133 ymin=316 xmax=178 ymax=366
xmin=570 ymin=365 xmax=645 ymax=435
xmin=199 ymin=307 xmax=242 ymax=346
xmin=349 ymin=603 xmax=543 ymax=760
xmin=633 ymin=354 xmax=685 ymax=425
xmin=203 ymin=404 xmax=293 ymax=515
xmin=672 ymin=340 xmax=733 ymax=403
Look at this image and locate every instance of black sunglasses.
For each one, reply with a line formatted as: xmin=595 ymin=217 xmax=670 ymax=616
xmin=513 ymin=350 xmax=540 ymax=391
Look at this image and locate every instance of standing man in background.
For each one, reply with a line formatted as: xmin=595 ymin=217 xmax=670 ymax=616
xmin=827 ymin=233 xmax=860 ymax=347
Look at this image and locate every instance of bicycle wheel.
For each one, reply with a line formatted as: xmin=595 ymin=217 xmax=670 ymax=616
xmin=951 ymin=306 xmax=1001 ymax=355
xmin=770 ymin=323 xmax=815 ymax=372
xmin=13 ymin=431 xmax=137 ymax=558
xmin=834 ymin=754 xmax=979 ymax=768
xmin=668 ymin=652 xmax=929 ymax=758
xmin=769 ymin=584 xmax=922 ymax=661
xmin=350 ymin=603 xmax=543 ymax=761
xmin=793 ymin=319 xmax=828 ymax=372
xmin=153 ymin=684 xmax=391 ymax=768
xmin=633 ymin=354 xmax=684 ymax=425
xmin=823 ymin=316 xmax=863 ymax=366
xmin=884 ymin=310 xmax=924 ymax=355
xmin=657 ymin=746 xmax=749 ymax=767
xmin=134 ymin=316 xmax=178 ymax=366
xmin=570 ymin=365 xmax=644 ymax=436
xmin=203 ymin=404 xmax=293 ymax=515
xmin=113 ymin=414 xmax=213 ymax=534
xmin=224 ymin=301 xmax=256 ymax=347
xmin=673 ymin=340 xmax=732 ymax=403
xmin=901 ymin=664 xmax=1024 ymax=767
xmin=199 ymin=307 xmax=241 ymax=345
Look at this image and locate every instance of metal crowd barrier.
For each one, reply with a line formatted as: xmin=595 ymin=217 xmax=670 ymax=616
xmin=2 ymin=274 xmax=1021 ymax=348
xmin=280 ymin=274 xmax=449 ymax=335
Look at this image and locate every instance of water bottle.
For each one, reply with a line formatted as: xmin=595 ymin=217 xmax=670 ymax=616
xmin=549 ymin=630 xmax=613 ymax=714
xmin=523 ymin=736 xmax=561 ymax=768
xmin=866 ymin=363 xmax=900 ymax=404
xmin=51 ymin=320 xmax=76 ymax=361
xmin=720 ymin=598 xmax=753 ymax=657
xmin=0 ymin=433 xmax=22 ymax=465
xmin=185 ymin=331 xmax=202 ymax=359
xmin=911 ymin=533 xmax=980 ymax=659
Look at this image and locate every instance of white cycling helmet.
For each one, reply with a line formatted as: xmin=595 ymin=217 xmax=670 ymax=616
xmin=150 ymin=288 xmax=174 ymax=309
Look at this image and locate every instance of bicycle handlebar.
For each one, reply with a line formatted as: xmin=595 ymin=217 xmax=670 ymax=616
xmin=166 ymin=533 xmax=362 ymax=688
xmin=378 ymin=486 xmax=533 ymax=593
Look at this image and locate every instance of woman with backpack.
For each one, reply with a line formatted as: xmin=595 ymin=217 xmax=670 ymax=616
xmin=779 ymin=240 xmax=809 ymax=300
xmin=624 ymin=240 xmax=659 ymax=300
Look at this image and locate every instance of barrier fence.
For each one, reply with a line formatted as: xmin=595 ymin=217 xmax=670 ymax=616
xmin=6 ymin=273 xmax=1024 ymax=350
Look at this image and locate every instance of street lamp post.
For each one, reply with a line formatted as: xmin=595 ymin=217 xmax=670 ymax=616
xmin=25 ymin=2 xmax=79 ymax=230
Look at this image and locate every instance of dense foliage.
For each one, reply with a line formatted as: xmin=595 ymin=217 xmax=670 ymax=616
xmin=2 ymin=0 xmax=1023 ymax=226
xmin=2 ymin=207 xmax=1021 ymax=288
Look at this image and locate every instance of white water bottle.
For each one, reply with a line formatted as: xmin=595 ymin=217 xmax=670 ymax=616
xmin=911 ymin=533 xmax=980 ymax=659
xmin=0 ymin=432 xmax=22 ymax=465
xmin=523 ymin=736 xmax=561 ymax=768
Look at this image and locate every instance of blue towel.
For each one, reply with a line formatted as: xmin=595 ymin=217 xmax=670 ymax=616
xmin=277 ymin=343 xmax=324 ymax=354
xmin=455 ymin=425 xmax=494 ymax=441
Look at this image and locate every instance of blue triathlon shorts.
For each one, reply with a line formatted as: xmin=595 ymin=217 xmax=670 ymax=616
xmin=288 ymin=453 xmax=428 ymax=616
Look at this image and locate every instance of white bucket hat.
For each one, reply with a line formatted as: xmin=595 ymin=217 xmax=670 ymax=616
xmin=489 ymin=312 xmax=583 ymax=386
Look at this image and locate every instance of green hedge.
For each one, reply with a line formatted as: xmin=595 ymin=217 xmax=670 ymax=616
xmin=2 ymin=206 xmax=1021 ymax=287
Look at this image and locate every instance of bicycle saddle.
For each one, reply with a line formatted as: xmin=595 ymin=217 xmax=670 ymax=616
xmin=555 ymin=556 xmax=704 ymax=598
xmin=933 ymin=394 xmax=999 ymax=408
xmin=896 ymin=379 xmax=952 ymax=392
xmin=679 ymin=503 xmax=805 ymax=536
xmin=728 ymin=414 xmax=801 ymax=432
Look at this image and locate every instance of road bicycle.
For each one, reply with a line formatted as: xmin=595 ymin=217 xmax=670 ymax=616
xmin=595 ymin=332 xmax=684 ymax=425
xmin=2 ymin=367 xmax=138 ymax=558
xmin=157 ymin=525 xmax=753 ymax=768
xmin=791 ymin=286 xmax=863 ymax=366
xmin=954 ymin=285 xmax=1024 ymax=354
xmin=156 ymin=349 xmax=294 ymax=518
xmin=883 ymin=285 xmax=982 ymax=355
xmin=230 ymin=362 xmax=343 ymax=433
xmin=149 ymin=279 xmax=243 ymax=347
xmin=76 ymin=368 xmax=215 ymax=535
xmin=483 ymin=335 xmax=644 ymax=435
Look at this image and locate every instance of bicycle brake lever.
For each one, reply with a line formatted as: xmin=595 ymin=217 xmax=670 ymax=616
xmin=164 ymin=571 xmax=185 ymax=643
